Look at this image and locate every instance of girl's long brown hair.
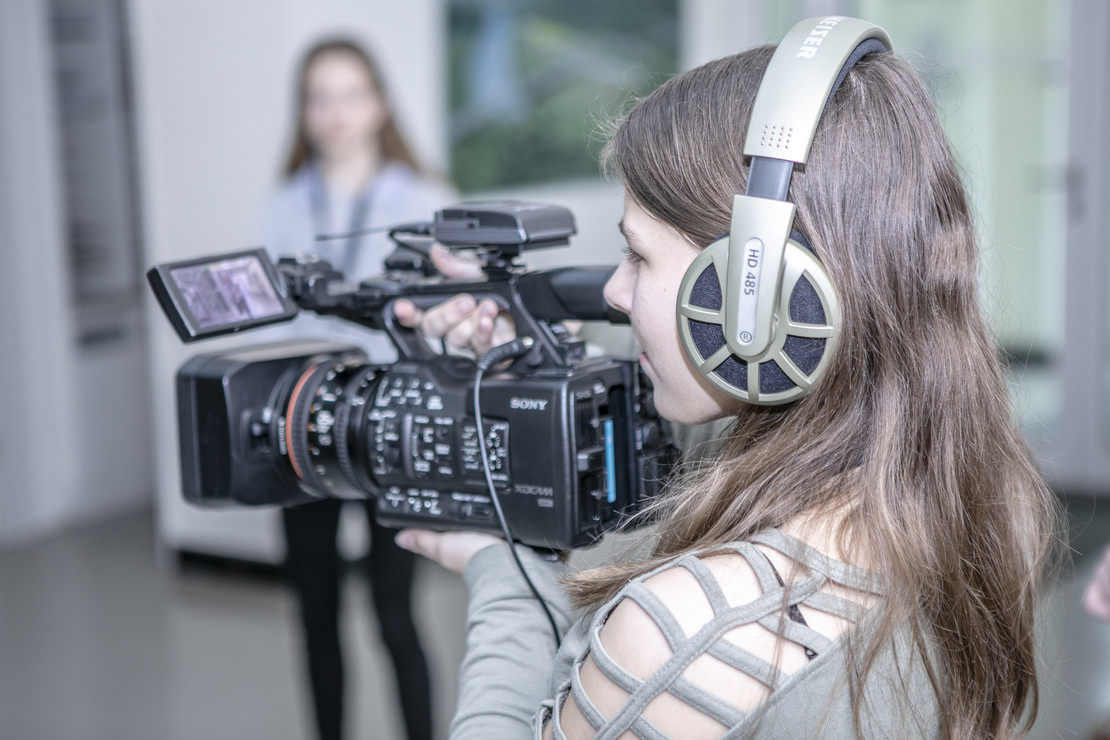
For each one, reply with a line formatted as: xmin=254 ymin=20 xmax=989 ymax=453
xmin=283 ymin=38 xmax=421 ymax=176
xmin=568 ymin=46 xmax=1062 ymax=738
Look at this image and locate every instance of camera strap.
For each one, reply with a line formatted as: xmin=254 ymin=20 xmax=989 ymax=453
xmin=306 ymin=163 xmax=383 ymax=276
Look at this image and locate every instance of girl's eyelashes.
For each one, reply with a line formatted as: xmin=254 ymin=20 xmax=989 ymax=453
xmin=621 ymin=243 xmax=644 ymax=264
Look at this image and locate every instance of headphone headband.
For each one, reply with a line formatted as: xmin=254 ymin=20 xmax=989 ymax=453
xmin=745 ymin=16 xmax=893 ymax=165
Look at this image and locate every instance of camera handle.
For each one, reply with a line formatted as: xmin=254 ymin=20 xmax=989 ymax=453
xmin=377 ymin=277 xmax=581 ymax=370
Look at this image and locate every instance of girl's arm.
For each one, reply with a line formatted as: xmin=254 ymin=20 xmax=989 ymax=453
xmin=396 ymin=530 xmax=575 ymax=739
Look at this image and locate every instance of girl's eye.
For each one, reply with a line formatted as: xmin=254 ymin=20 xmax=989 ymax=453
xmin=621 ymin=243 xmax=644 ymax=264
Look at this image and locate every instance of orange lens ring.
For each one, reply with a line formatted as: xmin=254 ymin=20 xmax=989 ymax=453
xmin=284 ymin=362 xmax=323 ymax=481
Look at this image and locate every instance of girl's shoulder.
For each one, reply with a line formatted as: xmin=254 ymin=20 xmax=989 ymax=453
xmin=550 ymin=530 xmax=885 ymax=738
xmin=619 ymin=528 xmax=882 ymax=624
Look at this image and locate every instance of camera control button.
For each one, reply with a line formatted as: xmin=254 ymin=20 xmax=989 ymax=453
xmin=384 ymin=488 xmax=404 ymax=510
xmin=461 ymin=448 xmax=480 ymax=468
xmin=577 ymin=448 xmax=604 ymax=471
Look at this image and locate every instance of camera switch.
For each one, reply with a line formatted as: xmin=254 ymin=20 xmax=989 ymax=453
xmin=577 ymin=448 xmax=604 ymax=471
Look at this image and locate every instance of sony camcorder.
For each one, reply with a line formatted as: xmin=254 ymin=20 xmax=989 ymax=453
xmin=147 ymin=202 xmax=677 ymax=549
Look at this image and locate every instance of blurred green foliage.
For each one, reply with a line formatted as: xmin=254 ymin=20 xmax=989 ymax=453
xmin=449 ymin=0 xmax=677 ymax=191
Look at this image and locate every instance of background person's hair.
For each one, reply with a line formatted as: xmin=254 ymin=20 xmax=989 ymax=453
xmin=283 ymin=38 xmax=421 ymax=176
xmin=568 ymin=46 xmax=1062 ymax=738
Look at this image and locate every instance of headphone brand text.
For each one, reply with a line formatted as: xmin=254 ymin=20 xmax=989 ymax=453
xmin=797 ymin=16 xmax=844 ymax=58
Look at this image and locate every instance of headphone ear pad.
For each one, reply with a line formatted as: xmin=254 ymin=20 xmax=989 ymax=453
xmin=677 ymin=237 xmax=840 ymax=405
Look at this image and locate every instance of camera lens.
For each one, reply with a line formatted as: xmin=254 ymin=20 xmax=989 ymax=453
xmin=283 ymin=357 xmax=381 ymax=498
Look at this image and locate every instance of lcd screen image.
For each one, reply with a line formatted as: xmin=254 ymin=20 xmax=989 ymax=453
xmin=170 ymin=256 xmax=285 ymax=329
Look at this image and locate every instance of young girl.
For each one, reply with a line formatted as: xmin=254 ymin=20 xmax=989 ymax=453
xmin=397 ymin=18 xmax=1059 ymax=739
xmin=257 ymin=38 xmax=454 ymax=740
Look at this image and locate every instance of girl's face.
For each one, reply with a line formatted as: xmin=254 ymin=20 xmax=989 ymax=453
xmin=604 ymin=195 xmax=739 ymax=425
xmin=303 ymin=51 xmax=386 ymax=162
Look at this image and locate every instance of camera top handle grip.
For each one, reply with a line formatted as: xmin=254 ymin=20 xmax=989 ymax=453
xmin=376 ymin=267 xmax=620 ymax=369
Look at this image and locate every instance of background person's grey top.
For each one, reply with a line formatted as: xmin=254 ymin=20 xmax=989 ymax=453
xmin=253 ymin=160 xmax=456 ymax=356
xmin=451 ymin=530 xmax=941 ymax=739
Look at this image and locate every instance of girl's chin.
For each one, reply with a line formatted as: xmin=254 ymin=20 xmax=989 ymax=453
xmin=638 ymin=351 xmax=736 ymax=424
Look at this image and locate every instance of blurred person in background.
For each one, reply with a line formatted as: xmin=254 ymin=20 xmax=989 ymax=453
xmin=1085 ymin=551 xmax=1110 ymax=739
xmin=255 ymin=38 xmax=455 ymax=740
xmin=1085 ymin=547 xmax=1110 ymax=621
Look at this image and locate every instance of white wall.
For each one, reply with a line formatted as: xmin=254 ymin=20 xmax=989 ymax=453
xmin=0 ymin=0 xmax=156 ymax=547
xmin=0 ymin=0 xmax=156 ymax=549
xmin=680 ymin=0 xmax=772 ymax=69
xmin=0 ymin=0 xmax=82 ymax=546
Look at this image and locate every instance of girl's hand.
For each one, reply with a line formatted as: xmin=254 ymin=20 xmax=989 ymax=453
xmin=395 ymin=528 xmax=502 ymax=575
xmin=393 ymin=244 xmax=516 ymax=357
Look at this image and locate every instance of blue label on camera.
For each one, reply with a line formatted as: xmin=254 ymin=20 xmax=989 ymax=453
xmin=604 ymin=419 xmax=616 ymax=504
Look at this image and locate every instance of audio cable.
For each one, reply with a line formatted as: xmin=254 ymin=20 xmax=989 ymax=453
xmin=473 ymin=336 xmax=563 ymax=650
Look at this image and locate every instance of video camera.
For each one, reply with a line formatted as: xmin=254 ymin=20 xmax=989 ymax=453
xmin=147 ymin=202 xmax=677 ymax=549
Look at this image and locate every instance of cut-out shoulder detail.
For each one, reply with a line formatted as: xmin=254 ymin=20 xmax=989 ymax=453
xmin=545 ymin=529 xmax=884 ymax=740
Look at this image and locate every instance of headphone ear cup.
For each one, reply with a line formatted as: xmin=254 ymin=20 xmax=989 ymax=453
xmin=677 ymin=238 xmax=840 ymax=405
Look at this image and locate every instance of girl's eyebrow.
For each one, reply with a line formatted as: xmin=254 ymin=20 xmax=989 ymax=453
xmin=618 ymin=220 xmax=638 ymax=241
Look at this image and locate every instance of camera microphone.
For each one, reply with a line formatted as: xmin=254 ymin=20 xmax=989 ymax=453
xmin=314 ymin=223 xmax=423 ymax=243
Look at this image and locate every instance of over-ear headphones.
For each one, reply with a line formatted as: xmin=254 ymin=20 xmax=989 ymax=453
xmin=676 ymin=17 xmax=891 ymax=405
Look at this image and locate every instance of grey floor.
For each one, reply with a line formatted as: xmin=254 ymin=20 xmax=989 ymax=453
xmin=2 ymin=499 xmax=1110 ymax=740
xmin=0 ymin=510 xmax=468 ymax=740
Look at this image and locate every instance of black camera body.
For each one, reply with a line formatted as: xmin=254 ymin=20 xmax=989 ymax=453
xmin=150 ymin=202 xmax=676 ymax=549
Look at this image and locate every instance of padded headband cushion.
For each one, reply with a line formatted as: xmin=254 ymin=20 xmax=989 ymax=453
xmin=822 ymin=37 xmax=889 ymax=117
